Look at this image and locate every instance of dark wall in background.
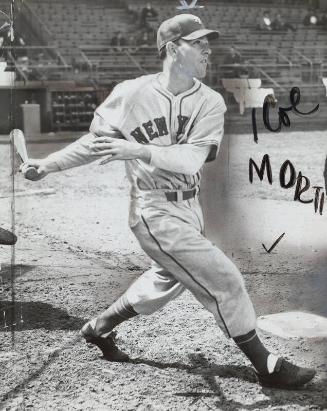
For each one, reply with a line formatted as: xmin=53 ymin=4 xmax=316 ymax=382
xmin=0 ymin=89 xmax=48 ymax=134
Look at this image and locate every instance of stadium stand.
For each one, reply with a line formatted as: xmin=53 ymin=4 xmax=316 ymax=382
xmin=1 ymin=0 xmax=326 ymax=132
xmin=25 ymin=1 xmax=327 ymax=86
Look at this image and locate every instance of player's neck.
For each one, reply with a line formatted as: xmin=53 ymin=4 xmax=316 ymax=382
xmin=160 ymin=67 xmax=195 ymax=96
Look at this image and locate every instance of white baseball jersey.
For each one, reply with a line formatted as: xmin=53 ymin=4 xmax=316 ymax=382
xmin=95 ymin=73 xmax=226 ymax=192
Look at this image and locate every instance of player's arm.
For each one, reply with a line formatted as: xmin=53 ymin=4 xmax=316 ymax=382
xmin=90 ymin=138 xmax=211 ymax=175
xmin=21 ymin=82 xmax=128 ymax=180
xmin=21 ymin=114 xmax=122 ymax=180
xmin=90 ymin=97 xmax=226 ymax=175
xmin=148 ymin=144 xmax=211 ymax=174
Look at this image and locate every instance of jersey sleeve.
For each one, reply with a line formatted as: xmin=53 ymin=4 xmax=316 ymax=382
xmin=45 ymin=83 xmax=132 ymax=171
xmin=46 ymin=133 xmax=98 ymax=170
xmin=89 ymin=112 xmax=125 ymax=140
xmin=186 ymin=94 xmax=227 ymax=162
xmin=46 ymin=109 xmax=126 ymax=171
xmin=94 ymin=83 xmax=130 ymax=132
xmin=149 ymin=144 xmax=211 ymax=175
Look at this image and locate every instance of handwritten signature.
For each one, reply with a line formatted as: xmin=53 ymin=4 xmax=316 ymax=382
xmin=249 ymin=87 xmax=323 ymax=215
xmin=252 ymin=87 xmax=319 ymax=143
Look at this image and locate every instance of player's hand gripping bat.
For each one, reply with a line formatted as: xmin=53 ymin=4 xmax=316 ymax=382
xmin=10 ymin=129 xmax=39 ymax=181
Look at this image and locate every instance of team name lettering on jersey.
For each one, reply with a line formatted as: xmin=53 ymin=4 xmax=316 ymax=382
xmin=130 ymin=115 xmax=190 ymax=143
xmin=177 ymin=115 xmax=189 ymax=137
xmin=131 ymin=116 xmax=168 ymax=143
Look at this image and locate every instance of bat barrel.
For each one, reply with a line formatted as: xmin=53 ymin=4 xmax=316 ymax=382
xmin=10 ymin=129 xmax=29 ymax=163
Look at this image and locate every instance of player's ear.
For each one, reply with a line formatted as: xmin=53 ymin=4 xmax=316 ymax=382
xmin=166 ymin=41 xmax=178 ymax=60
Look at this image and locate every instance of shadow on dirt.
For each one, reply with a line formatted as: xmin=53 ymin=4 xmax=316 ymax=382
xmin=130 ymin=356 xmax=256 ymax=382
xmin=186 ymin=354 xmax=326 ymax=410
xmin=130 ymin=353 xmax=326 ymax=409
xmin=0 ymin=300 xmax=86 ymax=331
xmin=0 ymin=334 xmax=81 ymax=404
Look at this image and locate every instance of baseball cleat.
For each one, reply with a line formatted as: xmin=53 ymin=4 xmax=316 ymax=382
xmin=257 ymin=357 xmax=316 ymax=389
xmin=80 ymin=326 xmax=129 ymax=362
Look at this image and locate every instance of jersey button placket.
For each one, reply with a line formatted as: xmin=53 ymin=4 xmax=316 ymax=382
xmin=171 ymin=97 xmax=179 ymax=144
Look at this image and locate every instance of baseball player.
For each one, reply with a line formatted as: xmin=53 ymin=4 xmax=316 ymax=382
xmin=23 ymin=14 xmax=315 ymax=389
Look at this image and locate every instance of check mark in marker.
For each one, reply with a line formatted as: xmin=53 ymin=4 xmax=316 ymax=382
xmin=262 ymin=232 xmax=285 ymax=253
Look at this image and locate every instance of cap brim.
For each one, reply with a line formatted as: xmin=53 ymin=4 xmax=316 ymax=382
xmin=181 ymin=29 xmax=220 ymax=41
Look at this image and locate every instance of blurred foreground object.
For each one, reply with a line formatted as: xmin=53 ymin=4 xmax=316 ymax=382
xmin=0 ymin=227 xmax=17 ymax=245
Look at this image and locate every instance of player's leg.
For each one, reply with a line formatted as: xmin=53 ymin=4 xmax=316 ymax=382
xmin=124 ymin=260 xmax=185 ymax=315
xmin=133 ymin=210 xmax=256 ymax=338
xmin=80 ymin=261 xmax=184 ymax=360
xmin=131 ymin=202 xmax=315 ymax=387
xmin=82 ymin=261 xmax=184 ymax=336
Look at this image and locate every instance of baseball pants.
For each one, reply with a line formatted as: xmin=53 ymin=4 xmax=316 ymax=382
xmin=124 ymin=191 xmax=257 ymax=338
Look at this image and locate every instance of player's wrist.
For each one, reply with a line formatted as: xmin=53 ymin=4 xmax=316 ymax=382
xmin=134 ymin=144 xmax=151 ymax=164
xmin=43 ymin=158 xmax=60 ymax=173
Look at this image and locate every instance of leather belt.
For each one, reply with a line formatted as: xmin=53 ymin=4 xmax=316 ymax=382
xmin=165 ymin=188 xmax=197 ymax=202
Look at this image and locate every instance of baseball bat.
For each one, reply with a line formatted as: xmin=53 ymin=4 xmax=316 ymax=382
xmin=10 ymin=129 xmax=39 ymax=181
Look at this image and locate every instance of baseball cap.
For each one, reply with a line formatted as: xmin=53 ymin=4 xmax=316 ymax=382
xmin=157 ymin=14 xmax=219 ymax=52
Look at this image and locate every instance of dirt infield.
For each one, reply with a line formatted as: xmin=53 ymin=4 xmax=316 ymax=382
xmin=0 ymin=131 xmax=326 ymax=410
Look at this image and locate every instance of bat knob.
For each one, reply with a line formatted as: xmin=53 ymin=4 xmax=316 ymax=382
xmin=24 ymin=167 xmax=39 ymax=181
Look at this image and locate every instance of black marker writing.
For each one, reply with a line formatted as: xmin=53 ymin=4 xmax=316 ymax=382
xmin=324 ymin=157 xmax=327 ymax=193
xmin=279 ymin=160 xmax=296 ymax=189
xmin=262 ymin=232 xmax=285 ymax=254
xmin=252 ymin=87 xmax=319 ymax=142
xmin=294 ymin=172 xmax=312 ymax=204
xmin=249 ymin=155 xmax=325 ymax=215
xmin=249 ymin=154 xmax=272 ymax=184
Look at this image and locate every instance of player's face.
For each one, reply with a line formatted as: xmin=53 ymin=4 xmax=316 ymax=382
xmin=176 ymin=36 xmax=211 ymax=79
